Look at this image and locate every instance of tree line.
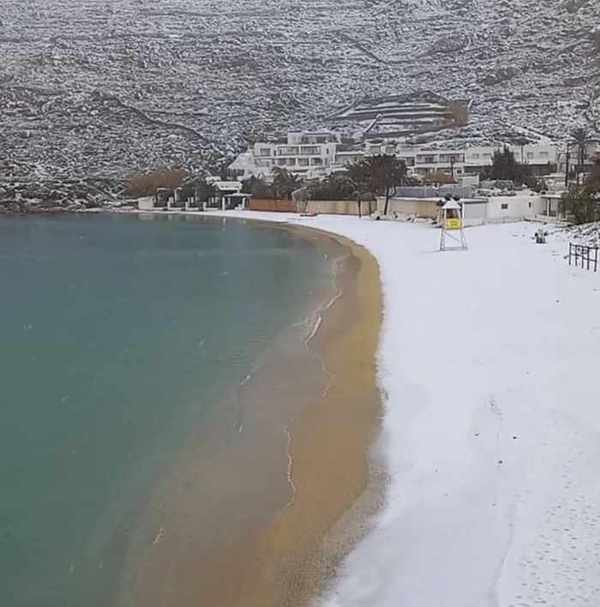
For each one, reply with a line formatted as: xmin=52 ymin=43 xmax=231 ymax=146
xmin=560 ymin=162 xmax=600 ymax=224
xmin=124 ymin=156 xmax=408 ymax=214
xmin=242 ymin=155 xmax=408 ymax=215
xmin=559 ymin=128 xmax=600 ymax=225
xmin=124 ymin=133 xmax=600 ymax=226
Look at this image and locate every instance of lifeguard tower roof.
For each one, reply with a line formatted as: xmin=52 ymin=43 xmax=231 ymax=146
xmin=442 ymin=199 xmax=461 ymax=210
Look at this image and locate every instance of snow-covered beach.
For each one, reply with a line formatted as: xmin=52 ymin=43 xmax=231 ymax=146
xmin=213 ymin=211 xmax=600 ymax=606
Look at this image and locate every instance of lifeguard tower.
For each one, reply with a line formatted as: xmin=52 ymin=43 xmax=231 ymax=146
xmin=440 ymin=199 xmax=467 ymax=251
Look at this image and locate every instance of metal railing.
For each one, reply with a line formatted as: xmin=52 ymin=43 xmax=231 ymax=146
xmin=569 ymin=242 xmax=599 ymax=272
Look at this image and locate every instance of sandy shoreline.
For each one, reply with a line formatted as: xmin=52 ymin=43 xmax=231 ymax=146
xmin=118 ymin=215 xmax=385 ymax=607
xmin=250 ymin=231 xmax=385 ymax=606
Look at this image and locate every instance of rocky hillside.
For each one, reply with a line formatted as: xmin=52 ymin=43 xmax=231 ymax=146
xmin=1 ymin=0 xmax=599 ymax=182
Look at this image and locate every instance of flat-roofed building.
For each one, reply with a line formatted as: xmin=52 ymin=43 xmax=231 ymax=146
xmin=229 ymin=130 xmax=341 ymax=180
xmin=228 ymin=131 xmax=561 ymax=183
xmin=465 ymin=143 xmax=559 ymax=176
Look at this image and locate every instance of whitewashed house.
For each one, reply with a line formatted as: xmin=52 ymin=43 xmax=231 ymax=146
xmin=381 ymin=191 xmax=546 ymax=225
xmin=464 ymin=143 xmax=559 ymax=176
xmin=484 ymin=193 xmax=546 ymax=222
xmin=228 ymin=130 xmax=340 ymax=180
xmin=206 ymin=180 xmax=248 ymax=210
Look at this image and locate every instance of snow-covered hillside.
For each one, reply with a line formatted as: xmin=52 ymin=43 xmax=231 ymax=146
xmin=1 ymin=0 xmax=599 ymax=179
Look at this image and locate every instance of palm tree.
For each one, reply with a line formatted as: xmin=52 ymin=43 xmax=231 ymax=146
xmin=348 ymin=154 xmax=407 ymax=216
xmin=271 ymin=167 xmax=302 ymax=199
xmin=571 ymin=127 xmax=592 ymax=185
xmin=514 ymin=136 xmax=530 ymax=164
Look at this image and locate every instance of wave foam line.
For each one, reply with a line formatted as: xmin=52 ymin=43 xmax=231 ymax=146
xmin=305 ymin=315 xmax=323 ymax=345
xmin=152 ymin=527 xmax=166 ymax=546
xmin=284 ymin=426 xmax=297 ymax=508
xmin=240 ymin=373 xmax=252 ymax=386
xmin=305 ymin=253 xmax=346 ymax=347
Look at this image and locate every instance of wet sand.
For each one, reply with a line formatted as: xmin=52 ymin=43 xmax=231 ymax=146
xmin=120 ymin=225 xmax=383 ymax=607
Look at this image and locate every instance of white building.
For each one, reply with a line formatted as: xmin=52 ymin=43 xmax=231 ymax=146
xmin=462 ymin=192 xmax=548 ymax=225
xmin=484 ymin=193 xmax=546 ymax=223
xmin=228 ymin=131 xmax=561 ymax=182
xmin=228 ymin=130 xmax=340 ymax=180
xmin=391 ymin=142 xmax=558 ymax=178
xmin=381 ymin=191 xmax=548 ymax=225
xmin=206 ymin=180 xmax=247 ymax=210
xmin=464 ymin=143 xmax=558 ymax=175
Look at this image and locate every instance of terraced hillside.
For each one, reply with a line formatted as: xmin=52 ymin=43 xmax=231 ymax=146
xmin=1 ymin=0 xmax=599 ymax=181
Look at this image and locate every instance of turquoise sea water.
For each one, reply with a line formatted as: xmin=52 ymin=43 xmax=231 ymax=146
xmin=0 ymin=214 xmax=332 ymax=607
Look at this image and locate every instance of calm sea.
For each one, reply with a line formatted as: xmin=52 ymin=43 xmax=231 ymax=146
xmin=0 ymin=213 xmax=334 ymax=607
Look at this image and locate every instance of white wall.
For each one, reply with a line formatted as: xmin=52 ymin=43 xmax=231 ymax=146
xmin=485 ymin=194 xmax=545 ymax=222
xmin=137 ymin=196 xmax=155 ymax=211
xmin=462 ymin=202 xmax=488 ymax=227
xmin=464 ymin=143 xmax=559 ymax=168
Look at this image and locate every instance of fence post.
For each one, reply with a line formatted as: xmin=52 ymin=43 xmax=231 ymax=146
xmin=569 ymin=243 xmax=572 ymax=266
xmin=568 ymin=242 xmax=600 ymax=272
xmin=587 ymin=246 xmax=590 ymax=271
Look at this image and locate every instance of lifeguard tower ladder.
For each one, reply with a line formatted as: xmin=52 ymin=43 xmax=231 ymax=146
xmin=440 ymin=199 xmax=467 ymax=251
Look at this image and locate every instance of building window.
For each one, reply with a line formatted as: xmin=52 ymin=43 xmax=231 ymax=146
xmin=501 ymin=203 xmax=509 ymax=210
xmin=439 ymin=154 xmax=461 ymax=163
xmin=298 ymin=158 xmax=309 ymax=167
xmin=277 ymin=146 xmax=299 ymax=156
xmin=257 ymin=148 xmax=271 ymax=157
